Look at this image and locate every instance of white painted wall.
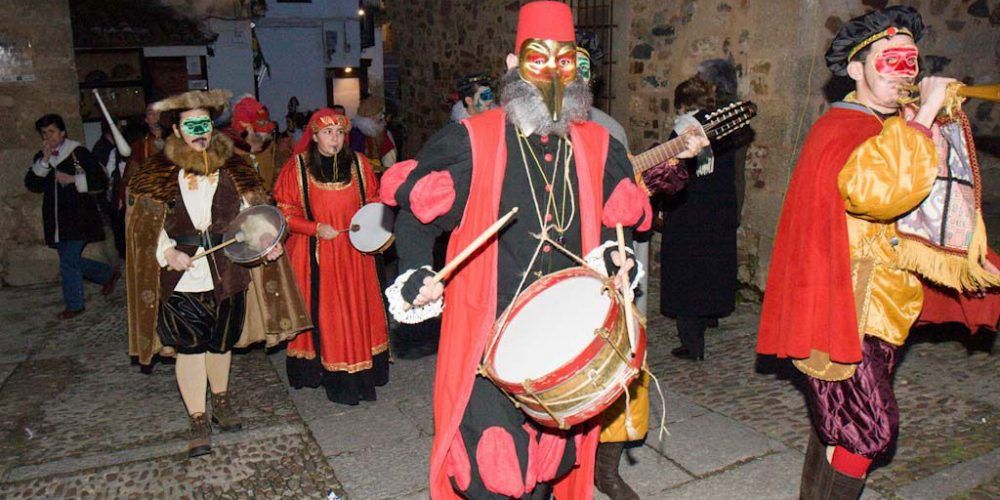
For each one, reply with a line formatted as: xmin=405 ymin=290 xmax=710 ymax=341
xmin=255 ymin=25 xmax=327 ymax=121
xmin=206 ymin=19 xmax=255 ymax=100
xmin=254 ymin=0 xmax=366 ymax=126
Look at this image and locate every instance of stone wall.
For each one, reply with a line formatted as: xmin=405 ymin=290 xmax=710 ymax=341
xmin=386 ymin=0 xmax=523 ymax=155
xmin=624 ymin=0 xmax=1000 ymax=291
xmin=0 ymin=0 xmax=83 ymax=286
xmin=386 ymin=0 xmax=1000 ymax=293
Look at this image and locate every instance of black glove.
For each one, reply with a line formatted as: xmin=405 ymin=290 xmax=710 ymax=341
xmin=401 ymin=267 xmax=435 ymax=304
xmin=603 ymin=246 xmax=639 ymax=287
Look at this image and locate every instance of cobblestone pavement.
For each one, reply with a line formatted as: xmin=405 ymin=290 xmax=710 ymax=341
xmin=642 ymin=246 xmax=1000 ymax=500
xmin=1 ymin=254 xmax=996 ymax=499
xmin=0 ymin=283 xmax=346 ymax=499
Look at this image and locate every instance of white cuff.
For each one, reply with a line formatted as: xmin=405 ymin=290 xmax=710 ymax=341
xmin=385 ymin=266 xmax=444 ymax=324
xmin=31 ymin=159 xmax=51 ymax=177
xmin=74 ymin=173 xmax=88 ymax=193
xmin=156 ymin=229 xmax=177 ymax=268
xmin=584 ymin=241 xmax=646 ymax=291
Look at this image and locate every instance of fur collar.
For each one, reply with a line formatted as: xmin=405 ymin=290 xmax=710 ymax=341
xmin=130 ymin=142 xmax=265 ymax=204
xmin=164 ymin=133 xmax=234 ymax=175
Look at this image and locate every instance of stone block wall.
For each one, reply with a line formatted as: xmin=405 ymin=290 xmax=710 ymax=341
xmin=624 ymin=0 xmax=1000 ymax=291
xmin=0 ymin=0 xmax=83 ymax=286
xmin=386 ymin=0 xmax=1000 ymax=294
xmin=386 ymin=0 xmax=524 ymax=155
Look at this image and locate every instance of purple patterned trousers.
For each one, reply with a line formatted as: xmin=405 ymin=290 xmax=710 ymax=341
xmin=806 ymin=336 xmax=900 ymax=458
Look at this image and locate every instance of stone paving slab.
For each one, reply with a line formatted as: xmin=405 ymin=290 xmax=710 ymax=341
xmin=896 ymin=448 xmax=1000 ymax=500
xmin=328 ymin=436 xmax=433 ymax=499
xmin=655 ymin=411 xmax=785 ymax=477
xmin=657 ymin=450 xmax=802 ymax=499
xmin=0 ymin=363 xmax=16 ymax=388
xmin=597 ymin=444 xmax=694 ymax=499
xmin=649 ymin=383 xmax=710 ymax=426
xmin=307 ymin=403 xmax=423 ymax=456
xmin=0 ymin=328 xmax=36 ymax=365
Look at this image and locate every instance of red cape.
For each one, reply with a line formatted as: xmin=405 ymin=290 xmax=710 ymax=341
xmin=757 ymin=106 xmax=884 ymax=364
xmin=429 ymin=108 xmax=608 ymax=499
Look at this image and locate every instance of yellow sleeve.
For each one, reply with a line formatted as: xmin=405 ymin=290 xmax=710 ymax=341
xmin=838 ymin=117 xmax=937 ymax=221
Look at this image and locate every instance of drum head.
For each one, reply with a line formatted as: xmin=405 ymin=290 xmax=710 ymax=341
xmin=492 ymin=273 xmax=611 ymax=383
xmin=223 ymin=204 xmax=287 ymax=264
xmin=349 ymin=202 xmax=395 ymax=253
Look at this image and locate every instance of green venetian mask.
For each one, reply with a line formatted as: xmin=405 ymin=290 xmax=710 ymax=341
xmin=577 ymin=49 xmax=592 ymax=83
xmin=180 ymin=117 xmax=213 ymax=137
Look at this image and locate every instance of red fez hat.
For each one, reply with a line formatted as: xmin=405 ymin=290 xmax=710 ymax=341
xmin=515 ymin=1 xmax=576 ymax=52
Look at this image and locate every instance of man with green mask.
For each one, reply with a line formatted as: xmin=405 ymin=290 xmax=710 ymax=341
xmin=125 ymin=89 xmax=308 ymax=458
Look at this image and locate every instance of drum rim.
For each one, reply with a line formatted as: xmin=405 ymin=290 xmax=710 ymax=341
xmin=483 ymin=266 xmax=639 ymax=393
xmin=224 ymin=205 xmax=289 ymax=264
xmin=349 ymin=202 xmax=395 ymax=253
xmin=518 ymin=366 xmax=642 ymax=428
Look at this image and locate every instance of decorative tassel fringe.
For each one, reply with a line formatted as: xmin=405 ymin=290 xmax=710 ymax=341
xmin=895 ymin=215 xmax=1000 ymax=292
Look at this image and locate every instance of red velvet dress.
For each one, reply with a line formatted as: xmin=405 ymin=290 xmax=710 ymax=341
xmin=274 ymin=152 xmax=390 ymax=404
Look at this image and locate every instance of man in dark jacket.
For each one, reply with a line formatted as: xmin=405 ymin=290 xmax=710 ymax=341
xmin=25 ymin=114 xmax=116 ymax=319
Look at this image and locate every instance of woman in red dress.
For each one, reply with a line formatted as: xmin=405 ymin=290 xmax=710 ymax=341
xmin=274 ymin=108 xmax=389 ymax=405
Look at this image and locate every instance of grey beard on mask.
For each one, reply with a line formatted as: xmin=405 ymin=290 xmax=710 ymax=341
xmin=499 ymin=68 xmax=592 ymax=137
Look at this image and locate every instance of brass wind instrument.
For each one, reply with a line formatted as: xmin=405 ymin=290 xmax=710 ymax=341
xmin=898 ymin=82 xmax=1000 ymax=116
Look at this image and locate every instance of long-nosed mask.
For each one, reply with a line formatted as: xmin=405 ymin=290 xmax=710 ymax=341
xmin=518 ymin=39 xmax=577 ymax=121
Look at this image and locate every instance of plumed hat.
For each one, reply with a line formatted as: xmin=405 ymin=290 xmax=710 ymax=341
xmin=515 ymin=1 xmax=575 ymax=52
xmin=826 ymin=5 xmax=924 ymax=76
xmin=152 ymin=89 xmax=232 ymax=118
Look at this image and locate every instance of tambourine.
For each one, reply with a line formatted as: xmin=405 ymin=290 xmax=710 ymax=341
xmin=348 ymin=202 xmax=395 ymax=254
xmin=220 ymin=204 xmax=287 ymax=264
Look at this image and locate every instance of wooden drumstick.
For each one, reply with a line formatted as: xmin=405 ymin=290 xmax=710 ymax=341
xmin=431 ymin=207 xmax=518 ymax=284
xmin=191 ymin=231 xmax=245 ymax=261
xmin=405 ymin=207 xmax=518 ymax=311
xmin=616 ymin=223 xmax=638 ymax=357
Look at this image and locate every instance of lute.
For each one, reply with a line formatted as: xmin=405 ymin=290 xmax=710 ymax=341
xmin=630 ymin=100 xmax=758 ymax=173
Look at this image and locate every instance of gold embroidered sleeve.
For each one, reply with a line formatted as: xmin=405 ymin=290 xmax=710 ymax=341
xmin=838 ymin=117 xmax=937 ymax=221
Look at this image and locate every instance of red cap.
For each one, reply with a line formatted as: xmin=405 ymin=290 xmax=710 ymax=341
xmin=515 ymin=1 xmax=575 ymax=53
xmin=232 ymin=96 xmax=275 ymax=133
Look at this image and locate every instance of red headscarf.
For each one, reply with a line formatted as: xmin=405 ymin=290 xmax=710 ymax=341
xmin=293 ymin=107 xmax=351 ymax=155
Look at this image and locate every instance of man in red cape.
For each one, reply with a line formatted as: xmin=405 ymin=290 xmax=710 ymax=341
xmin=757 ymin=6 xmax=998 ymax=499
xmin=378 ymin=3 xmax=706 ymax=498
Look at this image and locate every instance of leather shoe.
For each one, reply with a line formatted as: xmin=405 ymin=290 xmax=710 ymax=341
xmin=671 ymin=346 xmax=703 ymax=361
xmin=57 ymin=308 xmax=85 ymax=320
xmin=101 ymin=268 xmax=121 ymax=296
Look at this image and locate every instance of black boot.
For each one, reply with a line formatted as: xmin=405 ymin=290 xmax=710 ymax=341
xmin=799 ymin=431 xmax=830 ymax=500
xmin=799 ymin=432 xmax=866 ymax=500
xmin=595 ymin=442 xmax=640 ymax=500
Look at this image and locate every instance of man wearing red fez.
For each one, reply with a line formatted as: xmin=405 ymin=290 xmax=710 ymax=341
xmin=757 ymin=6 xmax=998 ymax=498
xmin=226 ymin=95 xmax=288 ymax=191
xmin=380 ymin=2 xmax=706 ymax=498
